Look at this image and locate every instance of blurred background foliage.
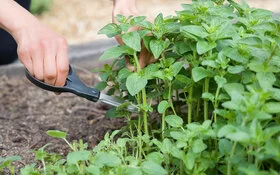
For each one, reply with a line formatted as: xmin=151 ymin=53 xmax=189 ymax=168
xmin=30 ymin=0 xmax=53 ymax=15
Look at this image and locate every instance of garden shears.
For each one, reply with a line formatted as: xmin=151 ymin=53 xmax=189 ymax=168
xmin=25 ymin=65 xmax=138 ymax=113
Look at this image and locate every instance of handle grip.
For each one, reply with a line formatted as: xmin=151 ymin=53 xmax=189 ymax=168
xmin=25 ymin=65 xmax=100 ymax=102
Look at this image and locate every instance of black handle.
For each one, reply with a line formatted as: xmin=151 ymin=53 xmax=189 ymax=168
xmin=25 ymin=65 xmax=100 ymax=102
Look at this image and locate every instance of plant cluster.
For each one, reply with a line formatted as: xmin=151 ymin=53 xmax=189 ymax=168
xmin=2 ymin=0 xmax=280 ymax=174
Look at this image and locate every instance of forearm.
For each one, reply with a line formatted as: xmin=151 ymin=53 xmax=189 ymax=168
xmin=0 ymin=0 xmax=36 ymax=40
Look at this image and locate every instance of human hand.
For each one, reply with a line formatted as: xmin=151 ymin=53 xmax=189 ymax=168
xmin=0 ymin=0 xmax=69 ymax=87
xmin=112 ymin=0 xmax=155 ymax=70
xmin=13 ymin=21 xmax=69 ymax=86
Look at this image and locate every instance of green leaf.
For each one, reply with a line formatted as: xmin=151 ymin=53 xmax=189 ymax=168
xmin=219 ymin=139 xmax=232 ymax=156
xmin=146 ymin=152 xmax=165 ymax=165
xmin=218 ymin=125 xmax=250 ymax=142
xmin=86 ymin=165 xmax=100 ymax=175
xmin=262 ymin=102 xmax=280 ymax=114
xmin=181 ymin=25 xmax=208 ymax=38
xmin=47 ymin=130 xmax=67 ymax=139
xmin=192 ymin=67 xmax=214 ymax=82
xmin=121 ymin=31 xmax=141 ymax=51
xmin=126 ymin=73 xmax=148 ymax=96
xmin=256 ymin=72 xmax=276 ymax=91
xmin=123 ymin=167 xmax=143 ymax=175
xmin=157 ymin=100 xmax=170 ymax=114
xmin=223 ymin=83 xmax=244 ymax=98
xmin=170 ymin=61 xmax=184 ymax=77
xmin=165 ymin=115 xmax=183 ymax=127
xmin=95 ymin=81 xmax=107 ymax=91
xmin=141 ymin=161 xmax=167 ymax=175
xmin=192 ymin=139 xmax=207 ymax=153
xmin=223 ymin=47 xmax=247 ymax=63
xmin=202 ymin=92 xmax=215 ymax=102
xmin=227 ymin=65 xmax=245 ymax=74
xmin=214 ymin=76 xmax=227 ymax=89
xmin=197 ymin=40 xmax=216 ymax=55
xmin=94 ymin=152 xmax=121 ymax=167
xmin=98 ymin=23 xmax=121 ymax=37
xmin=117 ymin=68 xmax=132 ymax=81
xmin=114 ymin=14 xmax=126 ymax=23
xmin=67 ymin=150 xmax=91 ymax=164
xmin=150 ymin=40 xmax=165 ymax=59
xmin=99 ymin=45 xmax=133 ymax=60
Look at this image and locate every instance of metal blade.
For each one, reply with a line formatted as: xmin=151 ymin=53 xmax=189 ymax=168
xmin=99 ymin=93 xmax=138 ymax=113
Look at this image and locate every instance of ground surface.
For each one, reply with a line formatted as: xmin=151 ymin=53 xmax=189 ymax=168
xmin=1 ymin=0 xmax=279 ymax=174
xmin=0 ymin=68 xmax=125 ymax=173
xmin=38 ymin=0 xmax=280 ymax=44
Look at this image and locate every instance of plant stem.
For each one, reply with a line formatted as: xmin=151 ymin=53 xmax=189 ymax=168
xmin=188 ymin=86 xmax=193 ymax=124
xmin=204 ymin=77 xmax=210 ymax=121
xmin=162 ymin=112 xmax=165 ymax=139
xmin=213 ymin=87 xmax=220 ymax=123
xmin=227 ymin=141 xmax=237 ymax=175
xmin=196 ymin=99 xmax=200 ymax=122
xmin=142 ymin=88 xmax=149 ymax=136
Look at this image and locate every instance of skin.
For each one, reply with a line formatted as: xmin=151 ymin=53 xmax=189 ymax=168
xmin=0 ymin=0 xmax=153 ymax=87
xmin=0 ymin=0 xmax=69 ymax=86
xmin=113 ymin=0 xmax=155 ymax=71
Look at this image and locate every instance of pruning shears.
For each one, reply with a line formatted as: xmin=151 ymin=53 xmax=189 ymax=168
xmin=25 ymin=65 xmax=138 ymax=113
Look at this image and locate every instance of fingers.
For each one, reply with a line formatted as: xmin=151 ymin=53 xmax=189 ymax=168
xmin=42 ymin=40 xmax=57 ymax=85
xmin=31 ymin=46 xmax=44 ymax=81
xmin=54 ymin=38 xmax=69 ymax=87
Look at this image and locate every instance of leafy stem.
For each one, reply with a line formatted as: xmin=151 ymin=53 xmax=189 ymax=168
xmin=204 ymin=77 xmax=210 ymax=121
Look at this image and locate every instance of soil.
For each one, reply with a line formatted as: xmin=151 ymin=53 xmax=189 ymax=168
xmin=0 ymin=67 xmax=126 ymax=174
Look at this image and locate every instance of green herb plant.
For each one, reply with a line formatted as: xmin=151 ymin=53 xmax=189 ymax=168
xmin=10 ymin=0 xmax=280 ymax=174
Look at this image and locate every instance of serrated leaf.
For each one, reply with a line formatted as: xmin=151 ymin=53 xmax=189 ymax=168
xmin=165 ymin=115 xmax=183 ymax=127
xmin=67 ymin=150 xmax=91 ymax=164
xmin=126 ymin=73 xmax=147 ymax=96
xmin=121 ymin=31 xmax=141 ymax=51
xmin=192 ymin=67 xmax=214 ymax=82
xmin=150 ymin=40 xmax=165 ymax=59
xmin=47 ymin=130 xmax=67 ymax=139
xmin=157 ymin=100 xmax=169 ymax=114
xmin=99 ymin=45 xmax=133 ymax=60
xmin=98 ymin=23 xmax=121 ymax=37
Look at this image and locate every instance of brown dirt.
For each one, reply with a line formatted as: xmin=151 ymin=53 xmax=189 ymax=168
xmin=0 ymin=68 xmax=126 ymax=174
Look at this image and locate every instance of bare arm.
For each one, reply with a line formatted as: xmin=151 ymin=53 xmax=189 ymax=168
xmin=0 ymin=0 xmax=69 ymax=86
